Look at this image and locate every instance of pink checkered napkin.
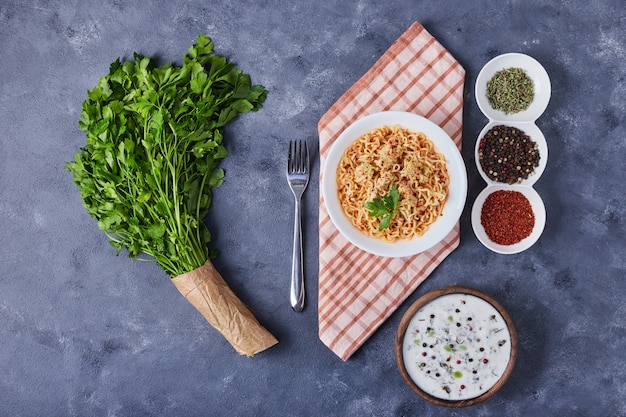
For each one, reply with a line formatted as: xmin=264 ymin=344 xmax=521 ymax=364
xmin=317 ymin=22 xmax=465 ymax=361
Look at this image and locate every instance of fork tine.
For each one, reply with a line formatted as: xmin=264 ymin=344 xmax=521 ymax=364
xmin=297 ymin=141 xmax=304 ymax=173
xmin=302 ymin=141 xmax=309 ymax=173
xmin=299 ymin=140 xmax=308 ymax=173
xmin=288 ymin=140 xmax=293 ymax=171
xmin=291 ymin=140 xmax=299 ymax=173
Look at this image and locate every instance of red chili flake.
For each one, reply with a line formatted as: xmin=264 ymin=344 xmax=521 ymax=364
xmin=480 ymin=190 xmax=534 ymax=245
xmin=460 ymin=385 xmax=466 ymax=390
xmin=456 ymin=360 xmax=461 ymax=364
xmin=422 ymin=352 xmax=427 ymax=356
xmin=483 ymin=358 xmax=489 ymax=364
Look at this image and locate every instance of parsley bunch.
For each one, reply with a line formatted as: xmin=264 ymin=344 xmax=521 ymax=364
xmin=66 ymin=35 xmax=268 ymax=277
xmin=364 ymin=185 xmax=400 ymax=230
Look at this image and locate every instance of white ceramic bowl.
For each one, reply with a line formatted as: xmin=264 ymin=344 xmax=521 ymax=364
xmin=321 ymin=111 xmax=468 ymax=257
xmin=474 ymin=121 xmax=548 ymax=187
xmin=471 ymin=184 xmax=546 ymax=254
xmin=475 ymin=53 xmax=551 ymax=122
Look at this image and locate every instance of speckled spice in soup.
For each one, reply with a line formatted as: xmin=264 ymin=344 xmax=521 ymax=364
xmin=402 ymin=293 xmax=512 ymax=401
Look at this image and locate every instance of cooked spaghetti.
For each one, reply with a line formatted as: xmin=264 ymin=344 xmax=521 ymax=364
xmin=336 ymin=125 xmax=449 ymax=242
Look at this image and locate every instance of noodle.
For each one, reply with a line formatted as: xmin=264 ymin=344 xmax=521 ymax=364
xmin=336 ymin=125 xmax=449 ymax=242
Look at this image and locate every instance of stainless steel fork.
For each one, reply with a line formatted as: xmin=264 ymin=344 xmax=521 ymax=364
xmin=286 ymin=140 xmax=310 ymax=312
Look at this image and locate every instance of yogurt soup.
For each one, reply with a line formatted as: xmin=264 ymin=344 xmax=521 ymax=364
xmin=402 ymin=293 xmax=512 ymax=401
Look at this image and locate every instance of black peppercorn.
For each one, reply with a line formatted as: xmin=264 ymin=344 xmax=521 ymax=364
xmin=478 ymin=124 xmax=540 ymax=184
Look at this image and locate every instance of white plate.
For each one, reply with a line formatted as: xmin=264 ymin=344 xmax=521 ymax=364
xmin=474 ymin=121 xmax=548 ymax=187
xmin=321 ymin=111 xmax=468 ymax=257
xmin=471 ymin=184 xmax=546 ymax=254
xmin=475 ymin=53 xmax=551 ymax=122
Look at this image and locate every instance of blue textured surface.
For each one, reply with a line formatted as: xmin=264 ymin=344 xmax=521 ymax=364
xmin=1 ymin=1 xmax=625 ymax=416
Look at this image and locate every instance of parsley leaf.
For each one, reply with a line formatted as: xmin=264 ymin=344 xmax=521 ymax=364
xmin=66 ymin=35 xmax=268 ymax=277
xmin=364 ymin=185 xmax=400 ymax=230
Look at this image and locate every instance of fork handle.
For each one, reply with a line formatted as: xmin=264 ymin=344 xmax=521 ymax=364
xmin=290 ymin=197 xmax=305 ymax=312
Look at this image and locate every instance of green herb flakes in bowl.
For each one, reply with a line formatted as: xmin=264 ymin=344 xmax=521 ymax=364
xmin=487 ymin=67 xmax=534 ymax=115
xmin=475 ymin=53 xmax=551 ymax=122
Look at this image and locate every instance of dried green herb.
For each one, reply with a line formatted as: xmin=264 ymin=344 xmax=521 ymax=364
xmin=486 ymin=67 xmax=534 ymax=115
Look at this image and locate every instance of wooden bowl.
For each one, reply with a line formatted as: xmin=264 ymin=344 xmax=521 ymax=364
xmin=395 ymin=286 xmax=517 ymax=407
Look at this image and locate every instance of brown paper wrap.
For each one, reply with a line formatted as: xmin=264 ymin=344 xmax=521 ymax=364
xmin=172 ymin=259 xmax=278 ymax=356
